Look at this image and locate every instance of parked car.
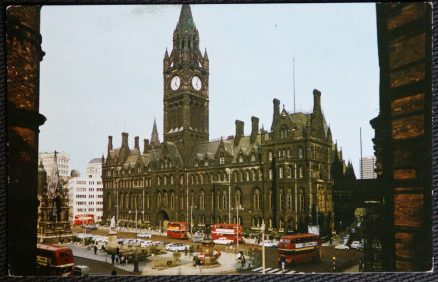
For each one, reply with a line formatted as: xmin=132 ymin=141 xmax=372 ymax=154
xmin=350 ymin=241 xmax=360 ymax=249
xmin=138 ymin=240 xmax=154 ymax=247
xmin=258 ymin=240 xmax=278 ymax=248
xmin=72 ymin=265 xmax=90 ymax=276
xmin=137 ymin=233 xmax=152 ymax=239
xmin=165 ymin=243 xmax=188 ymax=252
xmin=192 ymin=236 xmax=204 ymax=243
xmin=82 ymin=224 xmax=97 ymax=230
xmin=335 ymin=244 xmax=349 ymax=250
xmin=213 ymin=237 xmax=234 ymax=245
xmin=76 ymin=233 xmax=93 ymax=239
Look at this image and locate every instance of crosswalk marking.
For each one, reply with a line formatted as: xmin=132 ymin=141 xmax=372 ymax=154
xmin=267 ymin=268 xmax=282 ymax=273
xmin=251 ymin=267 xmax=302 ymax=274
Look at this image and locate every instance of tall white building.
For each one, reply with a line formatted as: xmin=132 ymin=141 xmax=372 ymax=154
xmin=360 ymin=156 xmax=377 ymax=179
xmin=68 ymin=158 xmax=104 ymax=223
xmin=38 ymin=151 xmax=70 ymax=182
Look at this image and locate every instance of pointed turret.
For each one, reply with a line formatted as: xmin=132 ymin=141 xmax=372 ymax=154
xmin=151 ymin=119 xmax=160 ymax=149
xmin=177 ymin=4 xmax=196 ymax=30
xmin=327 ymin=126 xmax=333 ymax=142
xmin=345 ymin=161 xmax=356 ymax=180
xmin=203 ymin=48 xmax=209 ymax=69
xmin=163 ymin=48 xmax=170 ymax=70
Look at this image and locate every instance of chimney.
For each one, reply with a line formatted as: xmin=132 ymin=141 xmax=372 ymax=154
xmin=273 ymin=98 xmax=280 ymax=117
xmin=143 ymin=139 xmax=150 ymax=154
xmin=250 ymin=116 xmax=259 ymax=143
xmin=313 ymin=89 xmax=321 ymax=113
xmin=134 ymin=136 xmax=139 ymax=150
xmin=234 ymin=120 xmax=244 ymax=145
xmin=122 ymin=132 xmax=129 ymax=148
xmin=108 ymin=136 xmax=113 ymax=151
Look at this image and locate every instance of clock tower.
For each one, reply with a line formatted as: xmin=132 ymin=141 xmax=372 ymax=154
xmin=163 ymin=4 xmax=209 ymax=148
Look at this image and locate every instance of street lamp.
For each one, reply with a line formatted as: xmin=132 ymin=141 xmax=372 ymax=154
xmin=261 ymin=220 xmax=266 ymax=274
xmin=225 ymin=168 xmax=231 ymax=224
xmin=190 ymin=205 xmax=197 ymax=236
xmin=129 ymin=208 xmax=138 ymax=233
xmin=232 ymin=203 xmax=244 ymax=250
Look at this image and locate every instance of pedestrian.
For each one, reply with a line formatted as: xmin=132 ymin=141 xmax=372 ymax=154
xmin=111 ymin=253 xmax=115 ymax=265
xmin=241 ymin=254 xmax=246 ymax=268
xmin=184 ymin=246 xmax=188 ymax=256
xmin=111 ymin=268 xmax=117 ymax=275
xmin=329 ymin=237 xmax=333 ymax=246
xmin=281 ymin=255 xmax=286 ymax=272
xmin=94 ymin=245 xmax=98 ymax=255
xmin=199 ymin=259 xmax=203 ymax=273
xmin=115 ymin=254 xmax=119 ymax=265
xmin=121 ymin=255 xmax=125 ymax=266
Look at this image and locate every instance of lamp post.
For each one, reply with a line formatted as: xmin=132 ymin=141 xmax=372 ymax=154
xmin=225 ymin=168 xmax=231 ymax=224
xmin=190 ymin=205 xmax=197 ymax=236
xmin=261 ymin=220 xmax=266 ymax=274
xmin=129 ymin=208 xmax=138 ymax=233
xmin=232 ymin=204 xmax=244 ymax=250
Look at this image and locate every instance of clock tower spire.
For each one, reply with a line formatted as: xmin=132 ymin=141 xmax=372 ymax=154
xmin=163 ymin=4 xmax=209 ymax=150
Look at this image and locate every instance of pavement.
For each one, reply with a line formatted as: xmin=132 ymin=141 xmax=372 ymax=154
xmin=64 ymin=242 xmax=241 ymax=275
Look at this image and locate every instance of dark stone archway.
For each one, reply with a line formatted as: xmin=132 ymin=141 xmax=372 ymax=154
xmin=155 ymin=210 xmax=169 ymax=230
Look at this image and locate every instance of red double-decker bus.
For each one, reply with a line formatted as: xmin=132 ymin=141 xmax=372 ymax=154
xmin=167 ymin=222 xmax=189 ymax=239
xmin=74 ymin=214 xmax=95 ymax=226
xmin=277 ymin=233 xmax=321 ymax=265
xmin=211 ymin=223 xmax=244 ymax=243
xmin=36 ymin=244 xmax=74 ymax=276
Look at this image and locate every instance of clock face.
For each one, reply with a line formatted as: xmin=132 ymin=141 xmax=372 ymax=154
xmin=170 ymin=76 xmax=181 ymax=90
xmin=191 ymin=76 xmax=202 ymax=91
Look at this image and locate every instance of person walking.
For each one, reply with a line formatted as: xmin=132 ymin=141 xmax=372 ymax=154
xmin=94 ymin=245 xmax=98 ymax=255
xmin=111 ymin=253 xmax=115 ymax=265
xmin=280 ymin=255 xmax=286 ymax=272
xmin=241 ymin=254 xmax=246 ymax=268
xmin=184 ymin=246 xmax=188 ymax=256
xmin=121 ymin=255 xmax=125 ymax=266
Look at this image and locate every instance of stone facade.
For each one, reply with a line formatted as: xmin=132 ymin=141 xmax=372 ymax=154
xmin=102 ymin=5 xmax=336 ymax=235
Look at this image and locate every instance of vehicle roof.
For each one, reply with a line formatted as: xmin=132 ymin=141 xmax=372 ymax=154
xmin=37 ymin=244 xmax=72 ymax=252
xmin=280 ymin=233 xmax=319 ymax=240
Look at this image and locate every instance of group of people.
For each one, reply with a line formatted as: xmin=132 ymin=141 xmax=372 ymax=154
xmin=110 ymin=247 xmax=127 ymax=266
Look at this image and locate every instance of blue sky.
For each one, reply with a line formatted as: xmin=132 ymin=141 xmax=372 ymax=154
xmin=39 ymin=4 xmax=379 ymax=175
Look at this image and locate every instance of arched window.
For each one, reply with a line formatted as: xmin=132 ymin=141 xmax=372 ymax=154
xmin=219 ymin=154 xmax=225 ymax=165
xmin=251 ymin=154 xmax=256 ymax=162
xmin=146 ymin=193 xmax=150 ymax=209
xmin=235 ymin=190 xmax=242 ymax=208
xmin=287 ymin=190 xmax=293 ymax=210
xmin=279 ymin=167 xmax=284 ymax=179
xmin=279 ymin=190 xmax=284 ymax=210
xmin=239 ymin=155 xmax=243 ymax=163
xmin=300 ymin=189 xmax=305 ymax=211
xmin=222 ymin=192 xmax=227 ymax=210
xmin=157 ymin=192 xmax=162 ymax=207
xmin=280 ymin=126 xmax=288 ymax=138
xmin=170 ymin=192 xmax=175 ymax=209
xmin=254 ymin=189 xmax=261 ymax=210
xmin=200 ymin=191 xmax=205 ymax=209
xmin=164 ymin=192 xmax=168 ymax=207
xmin=180 ymin=194 xmax=184 ymax=209
xmin=299 ymin=148 xmax=303 ymax=159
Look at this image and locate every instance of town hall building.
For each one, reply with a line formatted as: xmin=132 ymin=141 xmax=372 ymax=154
xmin=102 ymin=5 xmax=338 ymax=235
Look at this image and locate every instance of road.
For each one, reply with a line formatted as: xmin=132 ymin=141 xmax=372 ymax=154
xmin=74 ymin=227 xmax=362 ymax=273
xmin=74 ymin=256 xmax=137 ymax=276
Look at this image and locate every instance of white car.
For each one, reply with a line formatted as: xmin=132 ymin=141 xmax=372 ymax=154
xmin=350 ymin=241 xmax=360 ymax=249
xmin=165 ymin=243 xmax=188 ymax=252
xmin=137 ymin=233 xmax=152 ymax=239
xmin=138 ymin=240 xmax=154 ymax=247
xmin=76 ymin=233 xmax=93 ymax=239
xmin=335 ymin=244 xmax=349 ymax=250
xmin=258 ymin=240 xmax=279 ymax=248
xmin=213 ymin=237 xmax=234 ymax=245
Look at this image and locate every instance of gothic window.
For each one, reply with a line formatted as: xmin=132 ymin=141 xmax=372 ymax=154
xmin=269 ymin=169 xmax=272 ymax=180
xmin=268 ymin=151 xmax=272 ymax=161
xmin=171 ymin=175 xmax=174 ymax=185
xmin=279 ymin=167 xmax=284 ymax=179
xmin=299 ymin=167 xmax=303 ymax=178
xmin=200 ymin=174 xmax=203 ymax=184
xmin=180 ymin=175 xmax=184 ymax=185
xmin=299 ymin=148 xmax=303 ymax=159
xmin=279 ymin=190 xmax=284 ymax=210
xmin=146 ymin=193 xmax=150 ymax=209
xmin=170 ymin=192 xmax=175 ymax=210
xmin=246 ymin=171 xmax=250 ymax=181
xmin=200 ymin=191 xmax=205 ymax=209
xmin=158 ymin=192 xmax=162 ymax=207
xmin=280 ymin=126 xmax=288 ymax=139
xmin=158 ymin=177 xmax=161 ymax=186
xmin=287 ymin=190 xmax=292 ymax=210
xmin=279 ymin=218 xmax=284 ymax=230
xmin=222 ymin=193 xmax=227 ymax=210
xmin=219 ymin=155 xmax=225 ymax=165
xmin=252 ymin=170 xmax=256 ymax=181
xmin=205 ymin=160 xmax=208 ymax=167
xmin=287 ymin=166 xmax=292 ymax=178
xmin=180 ymin=194 xmax=184 ymax=209
xmin=254 ymin=189 xmax=261 ymax=210
xmin=239 ymin=155 xmax=243 ymax=163
xmin=194 ymin=160 xmax=198 ymax=167
xmin=251 ymin=154 xmax=256 ymax=162
xmin=299 ymin=189 xmax=305 ymax=211
xmin=235 ymin=190 xmax=242 ymax=207
xmin=164 ymin=176 xmax=167 ymax=185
